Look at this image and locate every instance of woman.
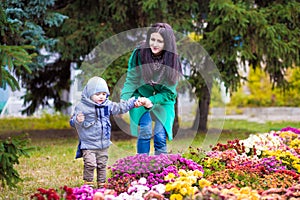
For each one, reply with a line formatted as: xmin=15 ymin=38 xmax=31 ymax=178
xmin=121 ymin=22 xmax=182 ymax=155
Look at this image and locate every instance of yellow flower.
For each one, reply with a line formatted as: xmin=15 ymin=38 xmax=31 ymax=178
xmin=178 ymin=169 xmax=187 ymax=177
xmin=223 ymin=187 xmax=260 ymax=200
xmin=188 ymin=176 xmax=197 ymax=184
xmin=205 ymin=158 xmax=213 ymax=167
xmin=263 ymin=150 xmax=300 ymax=173
xmin=170 ymin=194 xmax=183 ymax=200
xmin=192 ymin=169 xmax=203 ymax=177
xmin=198 ymin=178 xmax=211 ymax=188
xmin=174 ymin=181 xmax=182 ymax=190
xmin=180 ymin=187 xmax=188 ymax=196
xmin=188 ymin=186 xmax=199 ymax=195
xmin=294 ymin=164 xmax=300 ymax=172
xmin=238 ymin=194 xmax=249 ymax=199
xmin=165 ymin=183 xmax=173 ymax=192
xmin=240 ymin=187 xmax=251 ymax=194
xmin=178 ymin=176 xmax=188 ymax=182
xmin=290 ymin=138 xmax=300 ymax=148
xmin=165 ymin=173 xmax=176 ymax=181
xmin=279 ymin=131 xmax=297 ymax=140
xmin=250 ymin=193 xmax=260 ymax=200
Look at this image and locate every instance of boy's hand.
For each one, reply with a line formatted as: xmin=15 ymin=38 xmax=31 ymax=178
xmin=134 ymin=97 xmax=144 ymax=107
xmin=76 ymin=112 xmax=85 ymax=123
xmin=134 ymin=98 xmax=142 ymax=107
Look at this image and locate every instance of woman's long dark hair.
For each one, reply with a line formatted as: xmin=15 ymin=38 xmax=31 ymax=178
xmin=138 ymin=22 xmax=182 ymax=85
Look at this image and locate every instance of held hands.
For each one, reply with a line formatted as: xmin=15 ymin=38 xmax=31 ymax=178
xmin=76 ymin=112 xmax=85 ymax=123
xmin=135 ymin=97 xmax=153 ymax=108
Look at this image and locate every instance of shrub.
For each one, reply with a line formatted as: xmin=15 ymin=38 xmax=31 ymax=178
xmin=0 ymin=134 xmax=31 ymax=188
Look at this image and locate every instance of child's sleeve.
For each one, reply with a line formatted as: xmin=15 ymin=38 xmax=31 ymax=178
xmin=69 ymin=114 xmax=76 ymax=128
xmin=110 ymin=97 xmax=137 ymax=115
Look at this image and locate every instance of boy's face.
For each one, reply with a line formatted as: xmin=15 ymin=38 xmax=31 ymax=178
xmin=91 ymin=92 xmax=107 ymax=104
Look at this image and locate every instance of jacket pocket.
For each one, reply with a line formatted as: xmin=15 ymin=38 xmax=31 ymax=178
xmin=83 ymin=120 xmax=96 ymax=128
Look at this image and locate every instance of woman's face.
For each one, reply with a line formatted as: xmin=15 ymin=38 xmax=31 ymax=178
xmin=149 ymin=32 xmax=164 ymax=55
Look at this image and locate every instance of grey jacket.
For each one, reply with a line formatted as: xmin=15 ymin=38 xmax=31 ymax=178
xmin=71 ymin=77 xmax=136 ymax=150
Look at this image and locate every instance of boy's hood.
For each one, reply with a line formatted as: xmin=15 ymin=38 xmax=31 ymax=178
xmin=81 ymin=76 xmax=110 ymax=105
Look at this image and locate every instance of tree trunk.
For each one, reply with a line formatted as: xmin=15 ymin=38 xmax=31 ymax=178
xmin=61 ymin=89 xmax=70 ymax=115
xmin=192 ymin=79 xmax=213 ymax=132
xmin=198 ymin=86 xmax=211 ymax=132
xmin=173 ymin=100 xmax=179 ymax=137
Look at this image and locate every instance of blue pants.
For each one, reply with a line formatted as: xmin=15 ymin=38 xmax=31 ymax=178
xmin=137 ymin=112 xmax=167 ymax=155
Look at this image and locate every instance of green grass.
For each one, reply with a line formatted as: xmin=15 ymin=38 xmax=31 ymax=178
xmin=221 ymin=119 xmax=300 ymax=133
xmin=0 ymin=113 xmax=70 ymax=133
xmin=0 ymin=116 xmax=300 ymax=199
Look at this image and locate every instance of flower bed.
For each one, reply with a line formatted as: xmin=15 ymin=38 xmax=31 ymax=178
xmin=31 ymin=127 xmax=300 ymax=199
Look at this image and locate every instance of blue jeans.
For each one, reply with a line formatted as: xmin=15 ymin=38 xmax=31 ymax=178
xmin=137 ymin=112 xmax=167 ymax=155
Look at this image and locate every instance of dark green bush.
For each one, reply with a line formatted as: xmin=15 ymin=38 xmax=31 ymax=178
xmin=0 ymin=134 xmax=30 ymax=188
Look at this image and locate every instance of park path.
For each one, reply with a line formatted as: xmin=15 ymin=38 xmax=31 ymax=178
xmin=211 ymin=107 xmax=300 ymax=123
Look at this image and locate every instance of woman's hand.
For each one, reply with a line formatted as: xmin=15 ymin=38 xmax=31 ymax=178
xmin=135 ymin=97 xmax=153 ymax=108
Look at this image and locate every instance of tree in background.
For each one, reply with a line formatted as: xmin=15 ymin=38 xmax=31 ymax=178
xmin=229 ymin=67 xmax=300 ymax=107
xmin=1 ymin=0 xmax=68 ymax=115
xmin=46 ymin=0 xmax=199 ymax=133
xmin=1 ymin=0 xmax=299 ymax=135
xmin=48 ymin=0 xmax=199 ymax=87
xmin=0 ymin=3 xmax=35 ymax=91
xmin=194 ymin=0 xmax=300 ymax=131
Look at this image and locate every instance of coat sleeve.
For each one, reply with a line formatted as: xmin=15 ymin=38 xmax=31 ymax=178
xmin=70 ymin=105 xmax=84 ymax=127
xmin=120 ymin=49 xmax=141 ymax=100
xmin=148 ymin=83 xmax=178 ymax=105
xmin=110 ymin=97 xmax=137 ymax=115
xmin=69 ymin=114 xmax=76 ymax=128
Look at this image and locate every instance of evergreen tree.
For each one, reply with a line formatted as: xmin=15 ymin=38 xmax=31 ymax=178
xmin=1 ymin=0 xmax=68 ymax=115
xmin=46 ymin=0 xmax=199 ymax=132
xmin=0 ymin=3 xmax=35 ymax=91
xmin=194 ymin=0 xmax=300 ymax=131
xmin=2 ymin=0 xmax=299 ymax=135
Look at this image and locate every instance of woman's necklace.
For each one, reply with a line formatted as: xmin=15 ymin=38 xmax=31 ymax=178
xmin=152 ymin=60 xmax=163 ymax=71
xmin=149 ymin=68 xmax=166 ymax=86
xmin=151 ymin=53 xmax=163 ymax=71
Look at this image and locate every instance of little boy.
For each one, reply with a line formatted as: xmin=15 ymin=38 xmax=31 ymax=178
xmin=70 ymin=76 xmax=152 ymax=188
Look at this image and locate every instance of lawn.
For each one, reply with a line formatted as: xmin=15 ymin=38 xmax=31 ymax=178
xmin=0 ymin=115 xmax=300 ymax=199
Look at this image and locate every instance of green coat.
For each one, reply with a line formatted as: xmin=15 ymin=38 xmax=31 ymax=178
xmin=121 ymin=49 xmax=178 ymax=141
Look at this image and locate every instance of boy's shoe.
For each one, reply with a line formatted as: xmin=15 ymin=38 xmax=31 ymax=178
xmin=97 ymin=182 xmax=106 ymax=188
xmin=84 ymin=181 xmax=94 ymax=188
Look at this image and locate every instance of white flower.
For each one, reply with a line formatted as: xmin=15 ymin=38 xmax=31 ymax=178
xmin=104 ymin=195 xmax=117 ymax=200
xmin=131 ymin=180 xmax=138 ymax=186
xmin=256 ymin=150 xmax=261 ymax=156
xmin=243 ymin=141 xmax=252 ymax=148
xmin=127 ymin=186 xmax=137 ymax=194
xmin=152 ymin=183 xmax=166 ymax=194
xmin=117 ymin=192 xmax=131 ymax=200
xmin=245 ymin=147 xmax=250 ymax=153
xmin=138 ymin=177 xmax=147 ymax=185
xmin=136 ymin=185 xmax=150 ymax=193
xmin=132 ymin=191 xmax=144 ymax=200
